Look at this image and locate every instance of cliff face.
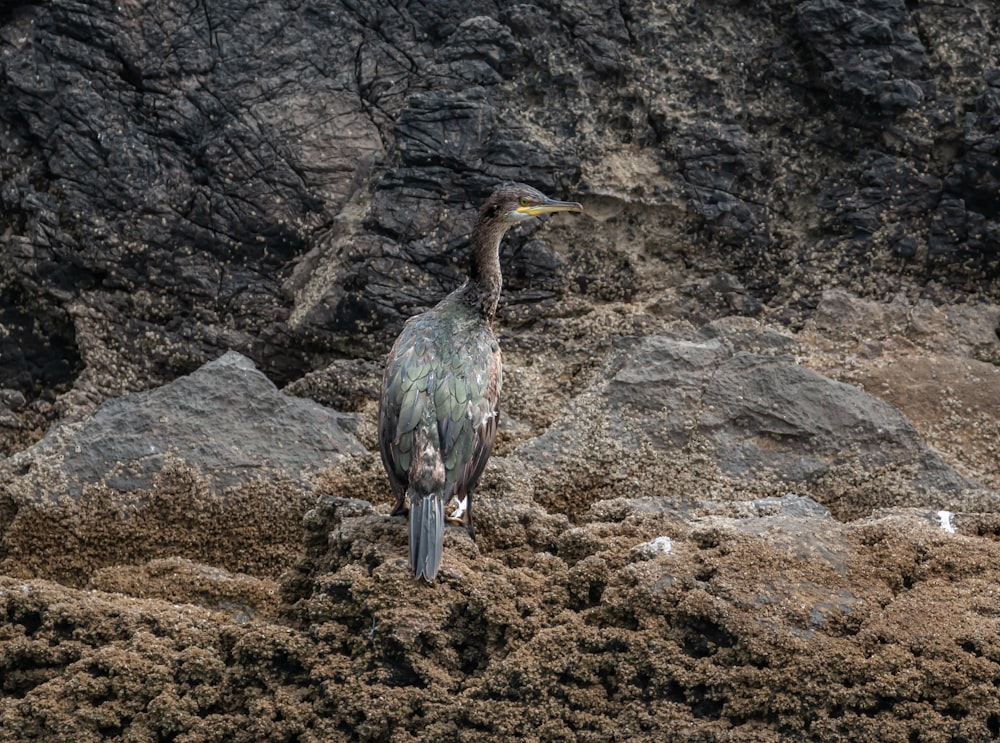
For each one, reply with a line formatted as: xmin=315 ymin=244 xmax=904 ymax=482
xmin=2 ymin=0 xmax=998 ymax=418
xmin=2 ymin=0 xmax=1000 ymax=739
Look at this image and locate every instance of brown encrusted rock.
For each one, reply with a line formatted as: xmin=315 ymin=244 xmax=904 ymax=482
xmin=90 ymin=557 xmax=281 ymax=623
xmin=9 ymin=494 xmax=1000 ymax=740
xmin=513 ymin=321 xmax=999 ymax=520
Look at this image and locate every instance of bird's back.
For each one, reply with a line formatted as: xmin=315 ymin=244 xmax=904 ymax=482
xmin=378 ymin=292 xmax=502 ymax=509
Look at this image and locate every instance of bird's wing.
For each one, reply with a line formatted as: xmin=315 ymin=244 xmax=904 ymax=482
xmin=381 ymin=316 xmax=501 ymax=501
xmin=379 ymin=323 xmax=437 ymax=498
xmin=435 ymin=334 xmax=502 ymax=498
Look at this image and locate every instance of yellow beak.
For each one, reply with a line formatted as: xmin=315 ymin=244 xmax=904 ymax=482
xmin=516 ymin=198 xmax=584 ymax=217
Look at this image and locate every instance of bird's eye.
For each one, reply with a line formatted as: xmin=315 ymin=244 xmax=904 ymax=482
xmin=518 ymin=197 xmax=530 ymax=207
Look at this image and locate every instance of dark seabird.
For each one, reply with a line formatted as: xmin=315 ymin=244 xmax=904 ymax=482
xmin=378 ymin=182 xmax=583 ymax=581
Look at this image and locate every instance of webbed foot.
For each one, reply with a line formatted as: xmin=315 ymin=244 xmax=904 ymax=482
xmin=446 ymin=495 xmax=475 ymax=541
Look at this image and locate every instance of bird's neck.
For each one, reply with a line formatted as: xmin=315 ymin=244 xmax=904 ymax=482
xmin=462 ymin=219 xmax=507 ymax=322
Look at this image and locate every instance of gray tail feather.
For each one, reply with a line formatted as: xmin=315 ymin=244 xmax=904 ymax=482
xmin=409 ymin=494 xmax=445 ymax=581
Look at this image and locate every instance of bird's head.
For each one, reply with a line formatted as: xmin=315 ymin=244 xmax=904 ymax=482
xmin=480 ymin=182 xmax=584 ymax=225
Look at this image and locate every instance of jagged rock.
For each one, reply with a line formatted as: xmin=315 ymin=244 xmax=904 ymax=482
xmin=0 ymin=0 xmax=383 ymax=406
xmin=672 ymin=122 xmax=773 ymax=256
xmin=3 ymin=0 xmax=1000 ymax=424
xmin=796 ymin=0 xmax=928 ymax=109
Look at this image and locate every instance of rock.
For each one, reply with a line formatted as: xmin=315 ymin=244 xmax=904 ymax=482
xmin=693 ymin=494 xmax=851 ymax=574
xmin=2 ymin=0 xmax=1000 ymax=739
xmin=796 ymin=0 xmax=927 ymax=109
xmin=90 ymin=556 xmax=281 ymax=623
xmin=0 ymin=352 xmax=363 ymax=585
xmin=672 ymin=122 xmax=773 ymax=258
xmin=1 ymin=351 xmax=362 ymax=502
xmin=513 ymin=322 xmax=998 ymax=519
xmin=851 ymin=354 xmax=1000 ymax=494
xmin=8 ymin=487 xmax=1000 ymax=740
xmin=280 ymin=358 xmax=383 ymax=414
xmin=1 ymin=0 xmax=381 ymax=409
xmin=805 ymin=288 xmax=1000 ymax=364
xmin=4 ymin=0 xmax=1000 ymax=425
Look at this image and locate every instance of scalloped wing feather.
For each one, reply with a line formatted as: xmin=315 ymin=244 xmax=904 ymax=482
xmin=379 ymin=309 xmax=502 ymax=506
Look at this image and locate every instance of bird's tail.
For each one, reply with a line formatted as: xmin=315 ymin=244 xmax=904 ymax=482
xmin=409 ymin=493 xmax=445 ymax=581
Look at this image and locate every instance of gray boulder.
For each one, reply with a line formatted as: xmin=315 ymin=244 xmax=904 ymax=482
xmin=514 ymin=322 xmax=997 ymax=519
xmin=1 ymin=351 xmax=362 ymax=502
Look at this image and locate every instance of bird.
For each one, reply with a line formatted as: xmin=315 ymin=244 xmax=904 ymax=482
xmin=378 ymin=182 xmax=584 ymax=581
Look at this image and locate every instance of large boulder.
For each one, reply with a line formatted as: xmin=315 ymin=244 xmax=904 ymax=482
xmin=2 ymin=351 xmax=362 ymax=501
xmin=513 ymin=321 xmax=998 ymax=520
xmin=0 ymin=351 xmax=362 ymax=583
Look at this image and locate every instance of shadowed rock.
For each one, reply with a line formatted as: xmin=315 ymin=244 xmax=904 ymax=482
xmin=796 ymin=0 xmax=928 ymax=109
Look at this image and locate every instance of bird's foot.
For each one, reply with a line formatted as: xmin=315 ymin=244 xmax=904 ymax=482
xmin=446 ymin=496 xmax=475 ymax=541
xmin=448 ymin=495 xmax=468 ymax=521
xmin=445 ymin=517 xmax=476 ymax=541
xmin=390 ymin=503 xmax=409 ymax=518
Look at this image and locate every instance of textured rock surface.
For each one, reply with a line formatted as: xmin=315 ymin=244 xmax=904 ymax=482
xmin=0 ymin=352 xmax=362 ymax=584
xmin=2 ymin=0 xmax=1000 ymax=739
xmin=1 ymin=351 xmax=362 ymax=501
xmin=514 ymin=322 xmax=997 ymax=521
xmin=6 ymin=496 xmax=1000 ymax=741
xmin=3 ymin=0 xmax=999 ymax=425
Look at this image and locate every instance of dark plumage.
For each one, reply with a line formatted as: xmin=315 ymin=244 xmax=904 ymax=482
xmin=378 ymin=182 xmax=584 ymax=581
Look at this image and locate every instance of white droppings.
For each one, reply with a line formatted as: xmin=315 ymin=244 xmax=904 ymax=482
xmin=937 ymin=510 xmax=956 ymax=533
xmin=631 ymin=536 xmax=675 ymax=561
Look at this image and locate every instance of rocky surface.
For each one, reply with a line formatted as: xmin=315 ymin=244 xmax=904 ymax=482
xmin=0 ymin=351 xmax=363 ymax=584
xmin=511 ymin=320 xmax=997 ymax=521
xmin=2 ymin=0 xmax=1000 ymax=740
xmin=4 ymin=351 xmax=362 ymax=501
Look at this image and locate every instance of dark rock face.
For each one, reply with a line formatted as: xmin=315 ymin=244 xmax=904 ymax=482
xmin=1 ymin=0 xmax=380 ymax=405
xmin=796 ymin=0 xmax=928 ymax=110
xmin=3 ymin=0 xmax=999 ymax=417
